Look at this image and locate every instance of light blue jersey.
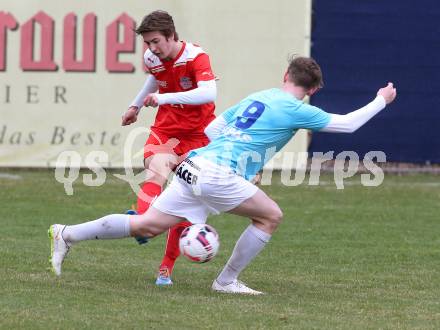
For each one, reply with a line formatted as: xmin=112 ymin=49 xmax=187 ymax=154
xmin=191 ymin=88 xmax=331 ymax=180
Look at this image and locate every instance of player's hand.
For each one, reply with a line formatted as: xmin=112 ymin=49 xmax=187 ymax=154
xmin=144 ymin=93 xmax=159 ymax=107
xmin=377 ymin=82 xmax=397 ymax=104
xmin=121 ymin=106 xmax=138 ymax=126
xmin=251 ymin=172 xmax=262 ymax=185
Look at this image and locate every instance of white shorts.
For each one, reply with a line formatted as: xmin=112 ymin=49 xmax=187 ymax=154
xmin=152 ymin=156 xmax=258 ymax=224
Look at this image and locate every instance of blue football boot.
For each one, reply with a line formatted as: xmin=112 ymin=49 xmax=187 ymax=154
xmin=155 ymin=267 xmax=173 ymax=286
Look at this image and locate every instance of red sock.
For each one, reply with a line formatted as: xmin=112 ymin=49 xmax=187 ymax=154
xmin=160 ymin=221 xmax=192 ymax=273
xmin=137 ymin=182 xmax=162 ymax=214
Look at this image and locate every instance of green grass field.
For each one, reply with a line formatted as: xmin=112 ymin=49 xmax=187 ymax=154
xmin=1 ymin=169 xmax=439 ymax=329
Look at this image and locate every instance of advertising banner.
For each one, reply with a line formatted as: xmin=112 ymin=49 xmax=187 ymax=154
xmin=0 ymin=0 xmax=311 ymax=169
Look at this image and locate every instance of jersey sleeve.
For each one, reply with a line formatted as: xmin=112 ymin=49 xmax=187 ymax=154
xmin=143 ymin=49 xmax=161 ymax=75
xmin=143 ymin=50 xmax=152 ymax=72
xmin=292 ymin=103 xmax=331 ymax=131
xmin=129 ymin=74 xmax=158 ymax=108
xmin=191 ymin=53 xmax=215 ymax=82
xmin=320 ymin=95 xmax=386 ymax=133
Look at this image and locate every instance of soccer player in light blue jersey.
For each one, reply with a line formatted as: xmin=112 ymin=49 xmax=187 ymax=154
xmin=49 ymin=56 xmax=397 ymax=294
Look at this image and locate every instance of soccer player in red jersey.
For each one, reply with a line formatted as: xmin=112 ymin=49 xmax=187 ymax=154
xmin=121 ymin=11 xmax=217 ymax=286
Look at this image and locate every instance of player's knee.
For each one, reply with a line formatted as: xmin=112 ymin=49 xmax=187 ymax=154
xmin=261 ymin=206 xmax=283 ymax=232
xmin=131 ymin=217 xmax=163 ymax=238
xmin=269 ymin=207 xmax=283 ymax=226
xmin=134 ymin=226 xmax=161 ymax=239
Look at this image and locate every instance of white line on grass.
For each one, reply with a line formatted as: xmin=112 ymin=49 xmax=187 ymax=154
xmin=0 ymin=173 xmax=22 ymax=180
xmin=317 ymin=181 xmax=440 ymax=187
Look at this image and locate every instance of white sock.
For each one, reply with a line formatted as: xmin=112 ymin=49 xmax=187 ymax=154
xmin=62 ymin=214 xmax=131 ymax=244
xmin=216 ymin=224 xmax=271 ymax=285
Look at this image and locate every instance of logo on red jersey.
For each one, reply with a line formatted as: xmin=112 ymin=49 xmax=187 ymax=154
xmin=156 ymin=80 xmax=168 ymax=88
xmin=179 ymin=76 xmax=193 ymax=90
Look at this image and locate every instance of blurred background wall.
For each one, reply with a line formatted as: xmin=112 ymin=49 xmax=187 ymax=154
xmin=0 ymin=0 xmax=311 ymax=168
xmin=310 ymin=0 xmax=440 ymax=163
xmin=2 ymin=0 xmax=438 ymax=168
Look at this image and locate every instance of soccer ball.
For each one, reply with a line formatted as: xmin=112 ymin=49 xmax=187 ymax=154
xmin=179 ymin=224 xmax=220 ymax=263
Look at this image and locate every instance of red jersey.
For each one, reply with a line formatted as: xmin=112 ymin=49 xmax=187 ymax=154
xmin=144 ymin=42 xmax=216 ymax=137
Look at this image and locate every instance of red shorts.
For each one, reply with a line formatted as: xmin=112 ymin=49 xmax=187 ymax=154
xmin=144 ymin=130 xmax=210 ymax=160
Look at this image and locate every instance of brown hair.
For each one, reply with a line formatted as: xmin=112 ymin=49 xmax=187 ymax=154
xmin=286 ymin=56 xmax=324 ymax=90
xmin=135 ymin=10 xmax=179 ymax=41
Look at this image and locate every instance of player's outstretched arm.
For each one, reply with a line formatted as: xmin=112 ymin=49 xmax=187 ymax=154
xmin=320 ymin=82 xmax=397 ymax=133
